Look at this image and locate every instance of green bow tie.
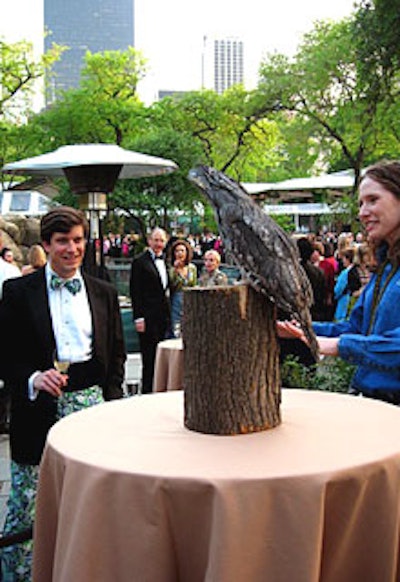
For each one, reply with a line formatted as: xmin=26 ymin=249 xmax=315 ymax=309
xmin=50 ymin=274 xmax=82 ymax=295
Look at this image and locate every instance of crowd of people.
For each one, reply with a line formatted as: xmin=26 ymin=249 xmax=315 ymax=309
xmin=103 ymin=228 xmax=226 ymax=264
xmin=1 ymin=158 xmax=400 ymax=579
xmin=294 ymin=230 xmax=372 ymax=324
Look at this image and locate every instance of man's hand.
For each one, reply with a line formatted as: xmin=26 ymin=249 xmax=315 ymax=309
xmin=135 ymin=318 xmax=145 ymax=333
xmin=33 ymin=369 xmax=68 ymax=398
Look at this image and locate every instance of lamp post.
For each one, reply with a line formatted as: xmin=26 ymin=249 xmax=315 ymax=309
xmin=2 ymin=143 xmax=178 ymax=276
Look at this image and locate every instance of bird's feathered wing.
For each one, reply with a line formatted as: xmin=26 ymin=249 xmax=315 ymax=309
xmin=188 ymin=165 xmax=319 ymax=360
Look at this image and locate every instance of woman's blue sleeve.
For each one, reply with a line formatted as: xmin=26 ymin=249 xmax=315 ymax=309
xmin=313 ymin=287 xmax=365 ymax=338
xmin=339 ymin=328 xmax=400 ymax=370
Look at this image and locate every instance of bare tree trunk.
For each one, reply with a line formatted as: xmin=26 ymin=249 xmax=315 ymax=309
xmin=183 ymin=284 xmax=281 ymax=435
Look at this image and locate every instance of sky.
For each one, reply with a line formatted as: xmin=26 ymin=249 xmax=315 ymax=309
xmin=1 ymin=0 xmax=357 ymax=103
xmin=134 ymin=0 xmax=357 ymax=101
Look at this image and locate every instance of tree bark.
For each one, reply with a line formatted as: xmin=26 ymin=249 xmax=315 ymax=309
xmin=183 ymin=284 xmax=281 ymax=435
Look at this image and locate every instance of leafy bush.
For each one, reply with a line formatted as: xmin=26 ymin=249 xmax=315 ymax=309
xmin=281 ymin=355 xmax=356 ymax=394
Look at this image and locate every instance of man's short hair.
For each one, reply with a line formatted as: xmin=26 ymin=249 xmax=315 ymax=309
xmin=41 ymin=207 xmax=89 ymax=243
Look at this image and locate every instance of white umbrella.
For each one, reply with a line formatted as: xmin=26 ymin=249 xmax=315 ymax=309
xmin=2 ymin=143 xmax=178 ymax=179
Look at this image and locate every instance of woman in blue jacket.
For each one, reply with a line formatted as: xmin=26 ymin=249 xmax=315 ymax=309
xmin=278 ymin=160 xmax=400 ymax=404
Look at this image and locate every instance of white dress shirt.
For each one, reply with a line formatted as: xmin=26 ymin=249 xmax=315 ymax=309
xmin=29 ymin=264 xmax=93 ymax=399
xmin=46 ymin=264 xmax=92 ymax=363
xmin=150 ymin=250 xmax=168 ymax=290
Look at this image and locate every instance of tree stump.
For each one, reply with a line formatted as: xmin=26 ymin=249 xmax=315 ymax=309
xmin=183 ymin=284 xmax=281 ymax=435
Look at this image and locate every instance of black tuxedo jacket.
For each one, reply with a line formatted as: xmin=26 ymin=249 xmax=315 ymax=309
xmin=0 ymin=267 xmax=126 ymax=465
xmin=129 ymin=250 xmax=170 ymax=337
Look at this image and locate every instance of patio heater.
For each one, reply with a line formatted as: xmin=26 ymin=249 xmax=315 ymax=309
xmin=2 ymin=144 xmax=178 ymax=276
xmin=63 ymin=163 xmax=121 ymax=274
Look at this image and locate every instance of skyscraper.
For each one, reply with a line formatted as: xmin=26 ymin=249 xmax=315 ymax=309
xmin=203 ymin=36 xmax=244 ymax=94
xmin=45 ymin=0 xmax=134 ymax=101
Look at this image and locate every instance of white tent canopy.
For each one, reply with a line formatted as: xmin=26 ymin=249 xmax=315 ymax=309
xmin=263 ymin=202 xmax=332 ymax=216
xmin=242 ymin=169 xmax=363 ymax=200
xmin=262 ymin=202 xmax=346 ymax=232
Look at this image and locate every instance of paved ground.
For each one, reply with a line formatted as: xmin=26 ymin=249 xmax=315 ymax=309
xmin=0 ymin=353 xmax=142 ymax=529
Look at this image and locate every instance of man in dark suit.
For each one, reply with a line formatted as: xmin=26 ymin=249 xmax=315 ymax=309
xmin=130 ymin=227 xmax=170 ymax=393
xmin=0 ymin=207 xmax=126 ymax=579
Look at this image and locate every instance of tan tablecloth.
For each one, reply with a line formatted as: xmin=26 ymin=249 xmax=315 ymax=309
xmin=153 ymin=337 xmax=183 ymax=392
xmin=33 ymin=390 xmax=400 ymax=582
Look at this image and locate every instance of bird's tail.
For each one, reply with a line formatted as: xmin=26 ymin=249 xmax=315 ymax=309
xmin=300 ymin=310 xmax=319 ymax=363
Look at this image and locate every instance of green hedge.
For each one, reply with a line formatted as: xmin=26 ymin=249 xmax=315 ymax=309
xmin=281 ymin=356 xmax=356 ymax=393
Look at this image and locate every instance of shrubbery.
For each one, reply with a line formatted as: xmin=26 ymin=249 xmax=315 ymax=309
xmin=281 ymin=355 xmax=356 ymax=394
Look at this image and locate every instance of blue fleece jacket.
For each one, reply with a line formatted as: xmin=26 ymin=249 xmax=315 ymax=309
xmin=313 ymin=260 xmax=400 ymax=394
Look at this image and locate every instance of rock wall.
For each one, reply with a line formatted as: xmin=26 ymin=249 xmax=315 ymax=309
xmin=0 ymin=215 xmax=41 ymax=266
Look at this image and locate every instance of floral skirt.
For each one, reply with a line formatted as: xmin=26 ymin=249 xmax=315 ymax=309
xmin=1 ymin=386 xmax=104 ymax=581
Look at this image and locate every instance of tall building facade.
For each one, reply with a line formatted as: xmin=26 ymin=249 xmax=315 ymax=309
xmin=45 ymin=0 xmax=134 ymax=101
xmin=203 ymin=36 xmax=244 ymax=94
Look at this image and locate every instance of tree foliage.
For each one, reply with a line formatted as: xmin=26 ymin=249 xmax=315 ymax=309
xmin=0 ymin=38 xmax=63 ymax=120
xmin=16 ymin=65 xmax=287 ymax=229
xmin=5 ymin=4 xmax=400 ymax=233
xmin=110 ymin=128 xmax=205 ymax=236
xmin=0 ymin=38 xmax=64 ymax=175
xmin=353 ymin=0 xmax=400 ymax=86
xmin=149 ymin=88 xmax=283 ymax=181
xmin=257 ymin=15 xmax=400 ymax=198
xmin=25 ymin=48 xmax=148 ymax=149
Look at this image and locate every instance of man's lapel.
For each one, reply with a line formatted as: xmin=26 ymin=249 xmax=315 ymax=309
xmin=83 ymin=274 xmax=106 ymax=358
xmin=145 ymin=249 xmax=164 ymax=287
xmin=30 ymin=268 xmax=56 ymax=352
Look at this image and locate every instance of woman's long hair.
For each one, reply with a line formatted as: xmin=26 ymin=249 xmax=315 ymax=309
xmin=360 ymin=160 xmax=400 ymax=268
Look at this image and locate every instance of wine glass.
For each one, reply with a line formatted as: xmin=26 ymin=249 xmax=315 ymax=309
xmin=173 ymin=322 xmax=181 ymax=338
xmin=53 ymin=349 xmax=71 ymax=375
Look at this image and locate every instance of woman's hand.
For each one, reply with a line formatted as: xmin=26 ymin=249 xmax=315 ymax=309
xmin=277 ymin=322 xmax=340 ymax=358
xmin=276 ymin=320 xmax=307 ymax=343
xmin=174 ymin=258 xmax=185 ymax=270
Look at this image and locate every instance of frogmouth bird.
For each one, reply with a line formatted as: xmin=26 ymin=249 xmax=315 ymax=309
xmin=188 ymin=165 xmax=319 ymax=360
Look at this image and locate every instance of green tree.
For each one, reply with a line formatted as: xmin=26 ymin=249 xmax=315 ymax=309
xmin=150 ymin=88 xmax=283 ymax=181
xmin=5 ymin=50 xmax=292 ymax=229
xmin=110 ymin=128 xmax=205 ymax=236
xmin=24 ymin=48 xmax=148 ymax=149
xmin=350 ymin=0 xmax=400 ymax=161
xmin=0 ymin=38 xmax=63 ymax=120
xmin=0 ymin=38 xmax=64 ymax=179
xmin=353 ymin=0 xmax=400 ymax=85
xmin=77 ymin=48 xmax=148 ymax=145
xmin=257 ymin=15 xmax=400 ymax=200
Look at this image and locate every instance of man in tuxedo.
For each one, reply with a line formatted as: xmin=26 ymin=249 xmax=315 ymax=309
xmin=130 ymin=227 xmax=170 ymax=393
xmin=0 ymin=207 xmax=126 ymax=580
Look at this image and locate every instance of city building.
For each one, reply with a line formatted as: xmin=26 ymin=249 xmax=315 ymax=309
xmin=44 ymin=0 xmax=135 ymax=102
xmin=202 ymin=36 xmax=244 ymax=94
